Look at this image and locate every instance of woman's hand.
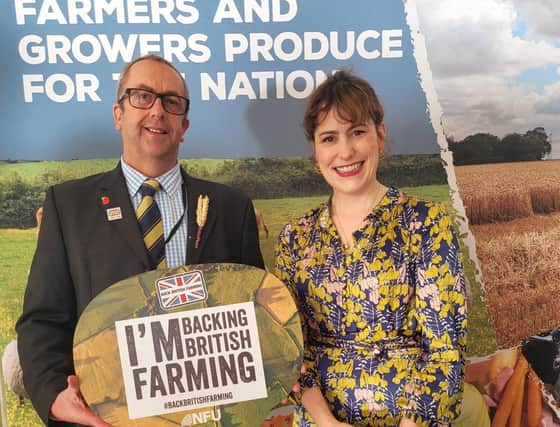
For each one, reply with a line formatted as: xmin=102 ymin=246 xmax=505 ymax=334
xmin=400 ymin=418 xmax=447 ymax=427
xmin=399 ymin=418 xmax=421 ymax=427
xmin=316 ymin=420 xmax=352 ymax=427
xmin=280 ymin=364 xmax=307 ymax=404
xmin=301 ymin=386 xmax=353 ymax=426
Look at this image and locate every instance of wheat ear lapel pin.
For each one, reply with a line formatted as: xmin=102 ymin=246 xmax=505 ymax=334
xmin=195 ymin=194 xmax=209 ymax=249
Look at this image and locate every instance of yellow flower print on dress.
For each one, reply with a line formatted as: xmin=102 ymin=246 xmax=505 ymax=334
xmin=274 ymin=187 xmax=467 ymax=427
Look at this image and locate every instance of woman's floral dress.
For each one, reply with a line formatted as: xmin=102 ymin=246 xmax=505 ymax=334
xmin=274 ymin=187 xmax=467 ymax=427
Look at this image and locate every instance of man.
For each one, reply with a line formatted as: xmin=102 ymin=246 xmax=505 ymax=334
xmin=16 ymin=55 xmax=264 ymax=427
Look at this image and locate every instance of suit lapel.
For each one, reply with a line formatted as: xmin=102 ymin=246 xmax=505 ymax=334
xmin=183 ymin=171 xmax=216 ymax=264
xmin=98 ymin=165 xmax=151 ymax=269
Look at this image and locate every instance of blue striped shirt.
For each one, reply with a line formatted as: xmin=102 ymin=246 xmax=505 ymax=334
xmin=121 ymin=159 xmax=188 ymax=267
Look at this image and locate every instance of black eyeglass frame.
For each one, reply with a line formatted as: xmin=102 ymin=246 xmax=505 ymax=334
xmin=119 ymin=87 xmax=190 ymax=116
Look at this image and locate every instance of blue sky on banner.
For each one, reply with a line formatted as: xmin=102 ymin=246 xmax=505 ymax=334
xmin=0 ymin=0 xmax=439 ymax=160
xmin=417 ymin=0 xmax=560 ymax=158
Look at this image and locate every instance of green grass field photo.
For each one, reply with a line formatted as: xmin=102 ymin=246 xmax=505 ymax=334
xmin=0 ymin=160 xmax=496 ymax=426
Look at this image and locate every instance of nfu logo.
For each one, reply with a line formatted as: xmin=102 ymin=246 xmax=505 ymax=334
xmin=182 ymin=408 xmax=222 ymax=426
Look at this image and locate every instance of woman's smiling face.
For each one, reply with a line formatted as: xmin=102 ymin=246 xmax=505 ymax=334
xmin=313 ymin=108 xmax=386 ymax=198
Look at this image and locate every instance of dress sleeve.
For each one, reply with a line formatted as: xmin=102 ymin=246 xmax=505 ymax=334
xmin=273 ymin=223 xmax=321 ymax=392
xmin=402 ymin=203 xmax=467 ymax=426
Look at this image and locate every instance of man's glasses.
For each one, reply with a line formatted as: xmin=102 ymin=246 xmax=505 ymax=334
xmin=120 ymin=88 xmax=189 ymax=116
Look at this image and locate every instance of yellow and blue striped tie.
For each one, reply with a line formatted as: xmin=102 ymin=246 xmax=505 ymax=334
xmin=136 ymin=179 xmax=166 ymax=269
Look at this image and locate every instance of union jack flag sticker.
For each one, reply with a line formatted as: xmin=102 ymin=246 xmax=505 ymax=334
xmin=156 ymin=270 xmax=208 ymax=310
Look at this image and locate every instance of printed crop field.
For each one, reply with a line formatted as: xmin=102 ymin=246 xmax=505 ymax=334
xmin=455 ymin=161 xmax=560 ymax=347
xmin=471 ymin=214 xmax=560 ymax=347
xmin=1 ymin=186 xmax=495 ymax=425
xmin=455 ymin=160 xmax=560 ymax=224
xmin=0 ymin=158 xmax=226 ymax=181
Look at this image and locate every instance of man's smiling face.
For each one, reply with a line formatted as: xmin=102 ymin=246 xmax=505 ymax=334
xmin=113 ymin=58 xmax=189 ymax=177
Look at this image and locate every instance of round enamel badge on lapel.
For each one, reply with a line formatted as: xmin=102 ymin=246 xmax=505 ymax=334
xmin=73 ymin=263 xmax=303 ymax=427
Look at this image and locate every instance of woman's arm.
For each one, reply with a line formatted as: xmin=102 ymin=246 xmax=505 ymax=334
xmin=274 ymin=224 xmax=350 ymax=426
xmin=402 ymin=202 xmax=467 ymax=426
xmin=399 ymin=418 xmax=422 ymax=427
xmin=274 ymin=223 xmax=322 ymax=390
xmin=301 ymin=387 xmax=352 ymax=427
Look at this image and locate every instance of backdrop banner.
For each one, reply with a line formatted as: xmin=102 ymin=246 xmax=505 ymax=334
xmin=3 ymin=1 xmax=559 ymax=426
xmin=2 ymin=0 xmax=440 ymax=160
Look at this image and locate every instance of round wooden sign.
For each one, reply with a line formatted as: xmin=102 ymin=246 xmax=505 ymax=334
xmin=73 ymin=263 xmax=303 ymax=427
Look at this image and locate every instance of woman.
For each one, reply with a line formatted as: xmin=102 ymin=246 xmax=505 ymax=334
xmin=274 ymin=71 xmax=467 ymax=427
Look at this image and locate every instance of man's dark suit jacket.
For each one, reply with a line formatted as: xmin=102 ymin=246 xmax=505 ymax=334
xmin=16 ymin=165 xmax=265 ymax=426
